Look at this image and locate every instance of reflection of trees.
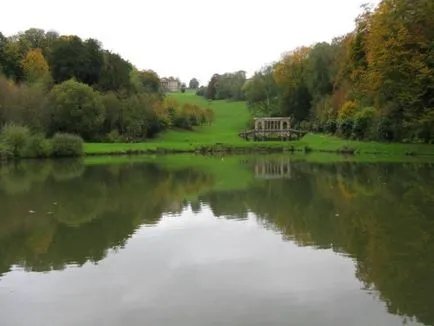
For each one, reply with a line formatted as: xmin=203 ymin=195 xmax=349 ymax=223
xmin=2 ymin=158 xmax=434 ymax=325
xmin=199 ymin=162 xmax=434 ymax=326
xmin=0 ymin=161 xmax=213 ymax=275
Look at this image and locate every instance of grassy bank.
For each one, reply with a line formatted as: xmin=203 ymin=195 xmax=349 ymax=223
xmin=84 ymin=92 xmax=434 ymax=157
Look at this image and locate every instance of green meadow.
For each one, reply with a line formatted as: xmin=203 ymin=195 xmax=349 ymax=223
xmin=84 ymin=92 xmax=434 ymax=157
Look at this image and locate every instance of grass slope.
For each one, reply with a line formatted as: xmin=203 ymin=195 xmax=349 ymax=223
xmin=85 ymin=92 xmax=434 ymax=156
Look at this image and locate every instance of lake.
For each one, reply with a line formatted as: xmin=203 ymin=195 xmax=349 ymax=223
xmin=1 ymin=154 xmax=433 ymax=326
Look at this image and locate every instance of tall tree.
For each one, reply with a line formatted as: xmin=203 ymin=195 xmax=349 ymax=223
xmin=243 ymin=65 xmax=279 ymax=116
xmin=49 ymin=36 xmax=103 ymax=86
xmin=98 ymin=51 xmax=132 ymax=92
xmin=364 ymin=0 xmax=434 ymax=140
xmin=206 ymin=74 xmax=220 ymax=100
xmin=21 ymin=49 xmax=49 ymax=83
xmin=189 ymin=78 xmax=199 ymax=89
xmin=1 ymin=35 xmax=31 ymax=81
xmin=274 ymin=47 xmax=312 ymax=121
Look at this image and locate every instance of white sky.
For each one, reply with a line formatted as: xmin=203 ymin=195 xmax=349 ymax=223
xmin=2 ymin=0 xmax=380 ymax=86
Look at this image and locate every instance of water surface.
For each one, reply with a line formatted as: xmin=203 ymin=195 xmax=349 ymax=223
xmin=0 ymin=156 xmax=433 ymax=326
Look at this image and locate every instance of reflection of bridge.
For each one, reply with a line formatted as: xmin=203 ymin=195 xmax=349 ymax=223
xmin=254 ymin=158 xmax=291 ymax=179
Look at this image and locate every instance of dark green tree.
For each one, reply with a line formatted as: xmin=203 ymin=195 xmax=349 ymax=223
xmin=48 ymin=79 xmax=105 ymax=140
xmin=189 ymin=78 xmax=199 ymax=89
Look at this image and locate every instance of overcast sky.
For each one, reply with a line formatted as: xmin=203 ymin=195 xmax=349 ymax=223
xmin=2 ymin=0 xmax=380 ymax=85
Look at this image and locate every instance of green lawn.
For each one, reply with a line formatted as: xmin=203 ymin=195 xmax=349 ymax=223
xmin=84 ymin=92 xmax=434 ymax=157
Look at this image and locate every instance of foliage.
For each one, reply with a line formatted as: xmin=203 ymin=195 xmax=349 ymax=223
xmin=196 ymin=86 xmax=207 ymax=97
xmin=353 ymin=107 xmax=376 ymax=140
xmin=232 ymin=0 xmax=434 ymax=142
xmin=213 ymin=71 xmax=246 ymax=101
xmin=0 ymin=123 xmax=30 ymax=157
xmin=49 ymin=36 xmax=103 ymax=86
xmin=243 ymin=66 xmax=279 ymax=117
xmin=324 ymin=119 xmax=337 ymax=134
xmin=51 ymin=133 xmax=84 ymax=157
xmin=189 ymin=78 xmax=199 ymax=89
xmin=205 ymin=74 xmax=219 ymax=100
xmin=338 ymin=117 xmax=354 ymax=139
xmin=23 ymin=133 xmax=52 ymax=158
xmin=48 ymin=79 xmax=105 ymax=140
xmin=21 ymin=49 xmax=49 ymax=83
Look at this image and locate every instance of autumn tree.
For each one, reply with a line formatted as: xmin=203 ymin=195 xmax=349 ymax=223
xmin=363 ymin=0 xmax=434 ymax=141
xmin=274 ymin=47 xmax=313 ymax=122
xmin=21 ymin=49 xmax=49 ymax=83
xmin=137 ymin=70 xmax=161 ymax=94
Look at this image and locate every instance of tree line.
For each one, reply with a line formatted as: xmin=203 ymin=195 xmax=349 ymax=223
xmin=0 ymin=28 xmax=213 ymax=158
xmin=201 ymin=0 xmax=434 ymax=143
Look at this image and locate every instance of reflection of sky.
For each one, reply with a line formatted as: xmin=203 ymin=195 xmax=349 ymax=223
xmin=0 ymin=206 xmax=419 ymax=326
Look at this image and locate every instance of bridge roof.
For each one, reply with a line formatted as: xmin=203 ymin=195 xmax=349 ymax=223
xmin=254 ymin=117 xmax=290 ymax=120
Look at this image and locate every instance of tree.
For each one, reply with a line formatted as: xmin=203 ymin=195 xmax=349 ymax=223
xmin=243 ymin=65 xmax=279 ymax=116
xmin=1 ymin=35 xmax=31 ymax=81
xmin=81 ymin=38 xmax=104 ymax=86
xmin=98 ymin=51 xmax=133 ymax=92
xmin=48 ymin=79 xmax=105 ymax=140
xmin=274 ymin=47 xmax=313 ymax=122
xmin=189 ymin=78 xmax=199 ymax=89
xmin=0 ymin=32 xmax=7 ymax=73
xmin=49 ymin=36 xmax=103 ymax=86
xmin=206 ymin=74 xmax=220 ymax=100
xmin=363 ymin=0 xmax=434 ymax=140
xmin=21 ymin=49 xmax=49 ymax=83
xmin=214 ymin=70 xmax=246 ymax=100
xmin=21 ymin=28 xmax=46 ymax=49
xmin=137 ymin=70 xmax=161 ymax=94
xmin=181 ymin=83 xmax=186 ymax=93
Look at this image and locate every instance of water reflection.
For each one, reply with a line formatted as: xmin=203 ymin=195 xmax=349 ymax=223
xmin=0 ymin=157 xmax=433 ymax=326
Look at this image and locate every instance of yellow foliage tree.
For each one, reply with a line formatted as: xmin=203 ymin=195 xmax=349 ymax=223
xmin=21 ymin=49 xmax=49 ymax=83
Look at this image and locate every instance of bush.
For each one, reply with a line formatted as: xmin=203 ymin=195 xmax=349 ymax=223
xmin=299 ymin=120 xmax=312 ymax=131
xmin=375 ymin=117 xmax=394 ymax=141
xmin=0 ymin=124 xmax=30 ymax=157
xmin=353 ymin=107 xmax=376 ymax=140
xmin=324 ymin=119 xmax=337 ymax=134
xmin=0 ymin=143 xmax=14 ymax=160
xmin=48 ymin=79 xmax=105 ymax=140
xmin=338 ymin=118 xmax=354 ymax=139
xmin=23 ymin=133 xmax=52 ymax=158
xmin=51 ymin=133 xmax=84 ymax=157
xmin=105 ymin=129 xmax=123 ymax=143
xmin=339 ymin=101 xmax=358 ymax=119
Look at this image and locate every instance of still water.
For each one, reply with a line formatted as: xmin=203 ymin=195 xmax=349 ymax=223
xmin=0 ymin=155 xmax=433 ymax=326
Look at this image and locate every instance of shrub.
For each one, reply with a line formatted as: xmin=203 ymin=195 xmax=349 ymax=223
xmin=324 ymin=119 xmax=337 ymax=134
xmin=353 ymin=107 xmax=376 ymax=140
xmin=48 ymin=79 xmax=105 ymax=140
xmin=23 ymin=133 xmax=52 ymax=158
xmin=339 ymin=101 xmax=358 ymax=120
xmin=0 ymin=143 xmax=14 ymax=160
xmin=105 ymin=129 xmax=123 ymax=143
xmin=375 ymin=117 xmax=394 ymax=141
xmin=338 ymin=118 xmax=354 ymax=139
xmin=51 ymin=133 xmax=84 ymax=157
xmin=299 ymin=120 xmax=312 ymax=132
xmin=0 ymin=124 xmax=30 ymax=157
